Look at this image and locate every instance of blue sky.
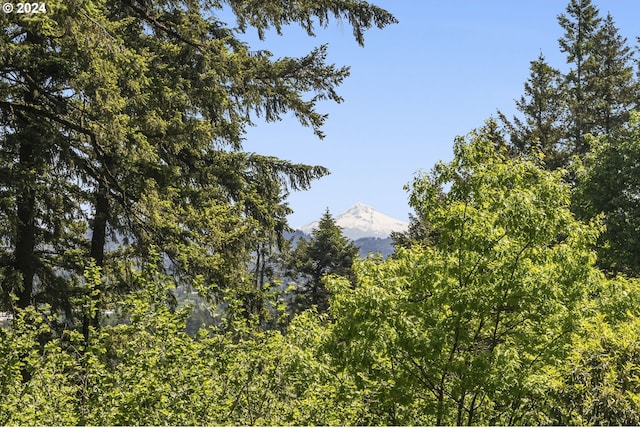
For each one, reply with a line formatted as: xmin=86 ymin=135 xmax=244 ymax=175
xmin=234 ymin=1 xmax=640 ymax=228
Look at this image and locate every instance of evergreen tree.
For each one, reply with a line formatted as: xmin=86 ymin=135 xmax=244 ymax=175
xmin=502 ymin=0 xmax=637 ymax=171
xmin=589 ymin=13 xmax=638 ymax=135
xmin=390 ymin=212 xmax=432 ymax=250
xmin=558 ymin=0 xmax=602 ymax=155
xmin=286 ymin=209 xmax=358 ymax=314
xmin=558 ymin=0 xmax=637 ymax=156
xmin=0 ymin=1 xmax=396 ymax=332
xmin=0 ymin=9 xmax=92 ymax=318
xmin=392 ymin=190 xmax=443 ymax=250
xmin=499 ymin=53 xmax=569 ymax=169
xmin=574 ymin=112 xmax=640 ymax=277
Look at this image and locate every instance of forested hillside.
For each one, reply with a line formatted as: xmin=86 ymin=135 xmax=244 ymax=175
xmin=2 ymin=0 xmax=640 ymax=425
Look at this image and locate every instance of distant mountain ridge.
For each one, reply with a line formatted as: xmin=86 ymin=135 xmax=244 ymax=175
xmin=298 ymin=202 xmax=409 ymax=240
xmin=353 ymin=236 xmax=395 ymax=258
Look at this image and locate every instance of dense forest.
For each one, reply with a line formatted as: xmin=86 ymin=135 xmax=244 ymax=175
xmin=2 ymin=0 xmax=640 ymax=424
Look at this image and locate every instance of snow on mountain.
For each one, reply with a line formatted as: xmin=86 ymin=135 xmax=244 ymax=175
xmin=298 ymin=202 xmax=409 ymax=240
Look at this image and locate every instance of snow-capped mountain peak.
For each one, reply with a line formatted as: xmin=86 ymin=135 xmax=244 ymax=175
xmin=299 ymin=203 xmax=408 ymax=240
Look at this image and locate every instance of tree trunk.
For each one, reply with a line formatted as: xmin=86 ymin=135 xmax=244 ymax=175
xmin=14 ymin=129 xmax=36 ymax=310
xmin=13 ymin=42 xmax=41 ymax=383
xmin=83 ymin=180 xmax=109 ymax=344
xmin=14 ymin=77 xmax=39 ymax=312
xmin=90 ymin=181 xmax=109 ymax=267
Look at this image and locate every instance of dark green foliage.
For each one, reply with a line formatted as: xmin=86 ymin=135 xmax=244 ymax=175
xmin=1 ymin=105 xmax=639 ymax=427
xmin=498 ymin=53 xmax=569 ymax=169
xmin=0 ymin=0 xmax=395 ymax=330
xmin=574 ymin=112 xmax=640 ymax=276
xmin=498 ymin=0 xmax=640 ymax=276
xmin=558 ymin=0 xmax=638 ymax=149
xmin=557 ymin=0 xmax=603 ymax=154
xmin=6 ymin=1 xmax=640 ymax=424
xmin=391 ymin=207 xmax=440 ymax=251
xmin=588 ymin=14 xmax=638 ymax=135
xmin=502 ymin=0 xmax=638 ymax=169
xmin=286 ymin=209 xmax=358 ymax=313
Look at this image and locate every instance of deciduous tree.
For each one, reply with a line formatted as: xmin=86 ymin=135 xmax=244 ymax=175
xmin=326 ymin=128 xmax=601 ymax=425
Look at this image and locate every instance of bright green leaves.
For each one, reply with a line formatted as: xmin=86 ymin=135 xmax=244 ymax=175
xmin=325 ymin=130 xmax=602 ymax=425
xmin=0 ymin=259 xmax=354 ymax=425
xmin=550 ymin=275 xmax=640 ymax=425
xmin=0 ymin=307 xmax=80 ymax=425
